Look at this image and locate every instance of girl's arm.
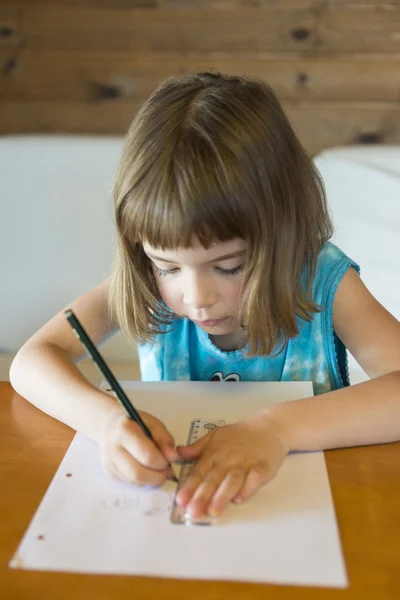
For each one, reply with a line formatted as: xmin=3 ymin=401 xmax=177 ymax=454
xmin=9 ymin=279 xmax=123 ymax=442
xmin=10 ymin=278 xmax=179 ymax=486
xmin=177 ymin=269 xmax=400 ymax=518
xmin=266 ymin=267 xmax=400 ymax=451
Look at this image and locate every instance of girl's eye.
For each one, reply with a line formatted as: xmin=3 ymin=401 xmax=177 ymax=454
xmin=154 ymin=264 xmax=243 ymax=277
xmin=154 ymin=266 xmax=178 ymax=277
xmin=217 ymin=264 xmax=243 ymax=276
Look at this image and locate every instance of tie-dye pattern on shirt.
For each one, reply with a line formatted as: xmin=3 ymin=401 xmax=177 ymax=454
xmin=137 ymin=242 xmax=360 ymax=396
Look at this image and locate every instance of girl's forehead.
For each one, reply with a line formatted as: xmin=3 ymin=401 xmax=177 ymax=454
xmin=143 ymin=237 xmax=247 ymax=264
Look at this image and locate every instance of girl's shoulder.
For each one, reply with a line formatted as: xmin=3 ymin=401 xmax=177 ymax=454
xmin=307 ymin=242 xmax=360 ymax=313
xmin=316 ymin=242 xmax=360 ymax=277
xmin=317 ymin=241 xmax=358 ymax=267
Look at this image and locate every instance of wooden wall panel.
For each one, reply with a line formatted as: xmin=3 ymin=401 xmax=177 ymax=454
xmin=19 ymin=7 xmax=318 ymax=53
xmin=0 ymin=5 xmax=22 ymax=48
xmin=15 ymin=6 xmax=400 ymax=53
xmin=285 ymin=101 xmax=400 ymax=153
xmin=0 ymin=1 xmax=398 ymax=8
xmin=161 ymin=1 xmax=400 ymax=7
xmin=1 ymin=100 xmax=398 ymax=156
xmin=0 ymin=1 xmax=400 ymax=153
xmin=0 ymin=0 xmax=157 ymax=7
xmin=1 ymin=50 xmax=399 ymax=103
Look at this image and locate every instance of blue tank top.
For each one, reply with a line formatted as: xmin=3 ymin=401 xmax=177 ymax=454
xmin=137 ymin=242 xmax=360 ymax=395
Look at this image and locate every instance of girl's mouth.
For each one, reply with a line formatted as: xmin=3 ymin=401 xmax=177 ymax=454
xmin=194 ymin=318 xmax=227 ymax=327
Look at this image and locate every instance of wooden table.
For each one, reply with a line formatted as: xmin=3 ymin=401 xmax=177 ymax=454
xmin=1 ymin=381 xmax=400 ymax=600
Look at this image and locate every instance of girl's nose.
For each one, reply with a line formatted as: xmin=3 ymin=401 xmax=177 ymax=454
xmin=183 ymin=274 xmax=217 ymax=309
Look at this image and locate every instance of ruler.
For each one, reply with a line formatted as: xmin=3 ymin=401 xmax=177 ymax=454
xmin=170 ymin=418 xmax=225 ymax=526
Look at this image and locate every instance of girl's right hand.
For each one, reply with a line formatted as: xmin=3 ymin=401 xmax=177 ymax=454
xmin=99 ymin=411 xmax=179 ymax=487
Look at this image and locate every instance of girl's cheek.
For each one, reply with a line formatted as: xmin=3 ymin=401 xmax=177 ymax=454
xmin=157 ymin=281 xmax=177 ymax=306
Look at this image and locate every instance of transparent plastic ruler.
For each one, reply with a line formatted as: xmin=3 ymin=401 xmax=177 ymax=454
xmin=171 ymin=418 xmax=225 ymax=526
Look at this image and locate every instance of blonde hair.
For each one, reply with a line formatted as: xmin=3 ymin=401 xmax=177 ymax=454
xmin=109 ymin=71 xmax=333 ymax=356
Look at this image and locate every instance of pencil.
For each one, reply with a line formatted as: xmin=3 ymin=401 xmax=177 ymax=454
xmin=64 ymin=309 xmax=179 ymax=484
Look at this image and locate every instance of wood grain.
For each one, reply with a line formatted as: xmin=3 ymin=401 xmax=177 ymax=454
xmin=1 ymin=50 xmax=400 ymax=102
xmin=13 ymin=5 xmax=400 ymax=53
xmin=0 ymin=0 xmax=399 ymax=6
xmin=0 ymin=1 xmax=399 ymax=149
xmin=1 ymin=381 xmax=400 ymax=598
xmin=18 ymin=6 xmax=318 ymax=53
xmin=0 ymin=5 xmax=23 ymax=48
xmin=0 ymin=99 xmax=398 ymax=155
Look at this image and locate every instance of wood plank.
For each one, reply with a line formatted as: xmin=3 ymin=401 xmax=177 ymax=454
xmin=0 ymin=100 xmax=133 ymax=135
xmin=17 ymin=5 xmax=400 ymax=53
xmin=0 ymin=100 xmax=398 ymax=156
xmin=1 ymin=50 xmax=399 ymax=102
xmin=0 ymin=0 xmax=398 ymax=6
xmin=318 ymin=6 xmax=400 ymax=53
xmin=159 ymin=0 xmax=321 ymax=7
xmin=284 ymin=101 xmax=400 ymax=154
xmin=324 ymin=0 xmax=400 ymax=6
xmin=2 ymin=380 xmax=400 ymax=599
xmin=0 ymin=0 xmax=156 ymax=6
xmin=19 ymin=6 xmax=320 ymax=53
xmin=162 ymin=0 xmax=400 ymax=6
xmin=0 ymin=5 xmax=23 ymax=48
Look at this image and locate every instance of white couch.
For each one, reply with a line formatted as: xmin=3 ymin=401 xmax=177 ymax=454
xmin=1 ymin=136 xmax=400 ymax=384
xmin=314 ymin=146 xmax=400 ymax=382
xmin=0 ymin=136 xmax=138 ymax=383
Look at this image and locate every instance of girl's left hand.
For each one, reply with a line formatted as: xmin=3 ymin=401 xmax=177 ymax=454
xmin=175 ymin=411 xmax=289 ymax=518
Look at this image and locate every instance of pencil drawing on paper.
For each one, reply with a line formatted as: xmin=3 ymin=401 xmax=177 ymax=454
xmin=102 ymin=489 xmax=174 ymax=517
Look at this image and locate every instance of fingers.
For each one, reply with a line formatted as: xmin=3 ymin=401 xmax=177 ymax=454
xmin=119 ymin=419 xmax=169 ymax=471
xmin=187 ymin=467 xmax=245 ymax=518
xmin=101 ymin=413 xmax=286 ymax=513
xmin=177 ymin=434 xmax=209 ymax=461
xmin=176 ymin=460 xmax=221 ymax=513
xmin=177 ymin=461 xmax=274 ymax=518
xmin=116 ymin=413 xmax=179 ymax=469
xmin=104 ymin=446 xmax=170 ymax=487
xmin=100 ymin=412 xmax=179 ymax=488
xmin=141 ymin=413 xmax=180 ymax=463
xmin=233 ymin=462 xmax=273 ymax=505
xmin=208 ymin=468 xmax=245 ymax=516
xmin=176 ymin=458 xmax=245 ymax=519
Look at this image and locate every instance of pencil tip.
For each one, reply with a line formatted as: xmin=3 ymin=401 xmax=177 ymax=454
xmin=168 ymin=469 xmax=179 ymax=484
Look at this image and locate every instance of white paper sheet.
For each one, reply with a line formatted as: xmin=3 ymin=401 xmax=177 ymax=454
xmin=10 ymin=381 xmax=347 ymax=587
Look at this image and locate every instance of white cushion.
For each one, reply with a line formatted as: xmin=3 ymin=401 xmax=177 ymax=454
xmin=314 ymin=146 xmax=400 ymax=383
xmin=0 ymin=135 xmax=128 ymax=359
xmin=1 ymin=136 xmax=399 ymax=380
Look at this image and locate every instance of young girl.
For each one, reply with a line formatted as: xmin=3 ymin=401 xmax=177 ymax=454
xmin=10 ymin=72 xmax=400 ymax=520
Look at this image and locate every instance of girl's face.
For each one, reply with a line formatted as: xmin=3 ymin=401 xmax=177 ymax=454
xmin=143 ymin=238 xmax=246 ymax=338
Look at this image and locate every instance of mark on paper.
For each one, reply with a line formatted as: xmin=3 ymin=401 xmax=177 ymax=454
xmin=102 ymin=489 xmax=173 ymax=517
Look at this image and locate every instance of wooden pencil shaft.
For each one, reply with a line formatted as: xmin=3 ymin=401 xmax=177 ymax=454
xmin=64 ymin=309 xmax=152 ymax=439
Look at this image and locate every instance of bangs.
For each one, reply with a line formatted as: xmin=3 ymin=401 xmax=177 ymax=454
xmin=117 ymin=134 xmax=260 ymax=250
xmin=111 ymin=71 xmax=333 ymax=356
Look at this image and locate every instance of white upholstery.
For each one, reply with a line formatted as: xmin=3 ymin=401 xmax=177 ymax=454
xmin=1 ymin=136 xmax=399 ymax=384
xmin=314 ymin=146 xmax=400 ymax=383
xmin=0 ymin=135 xmax=133 ymax=363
